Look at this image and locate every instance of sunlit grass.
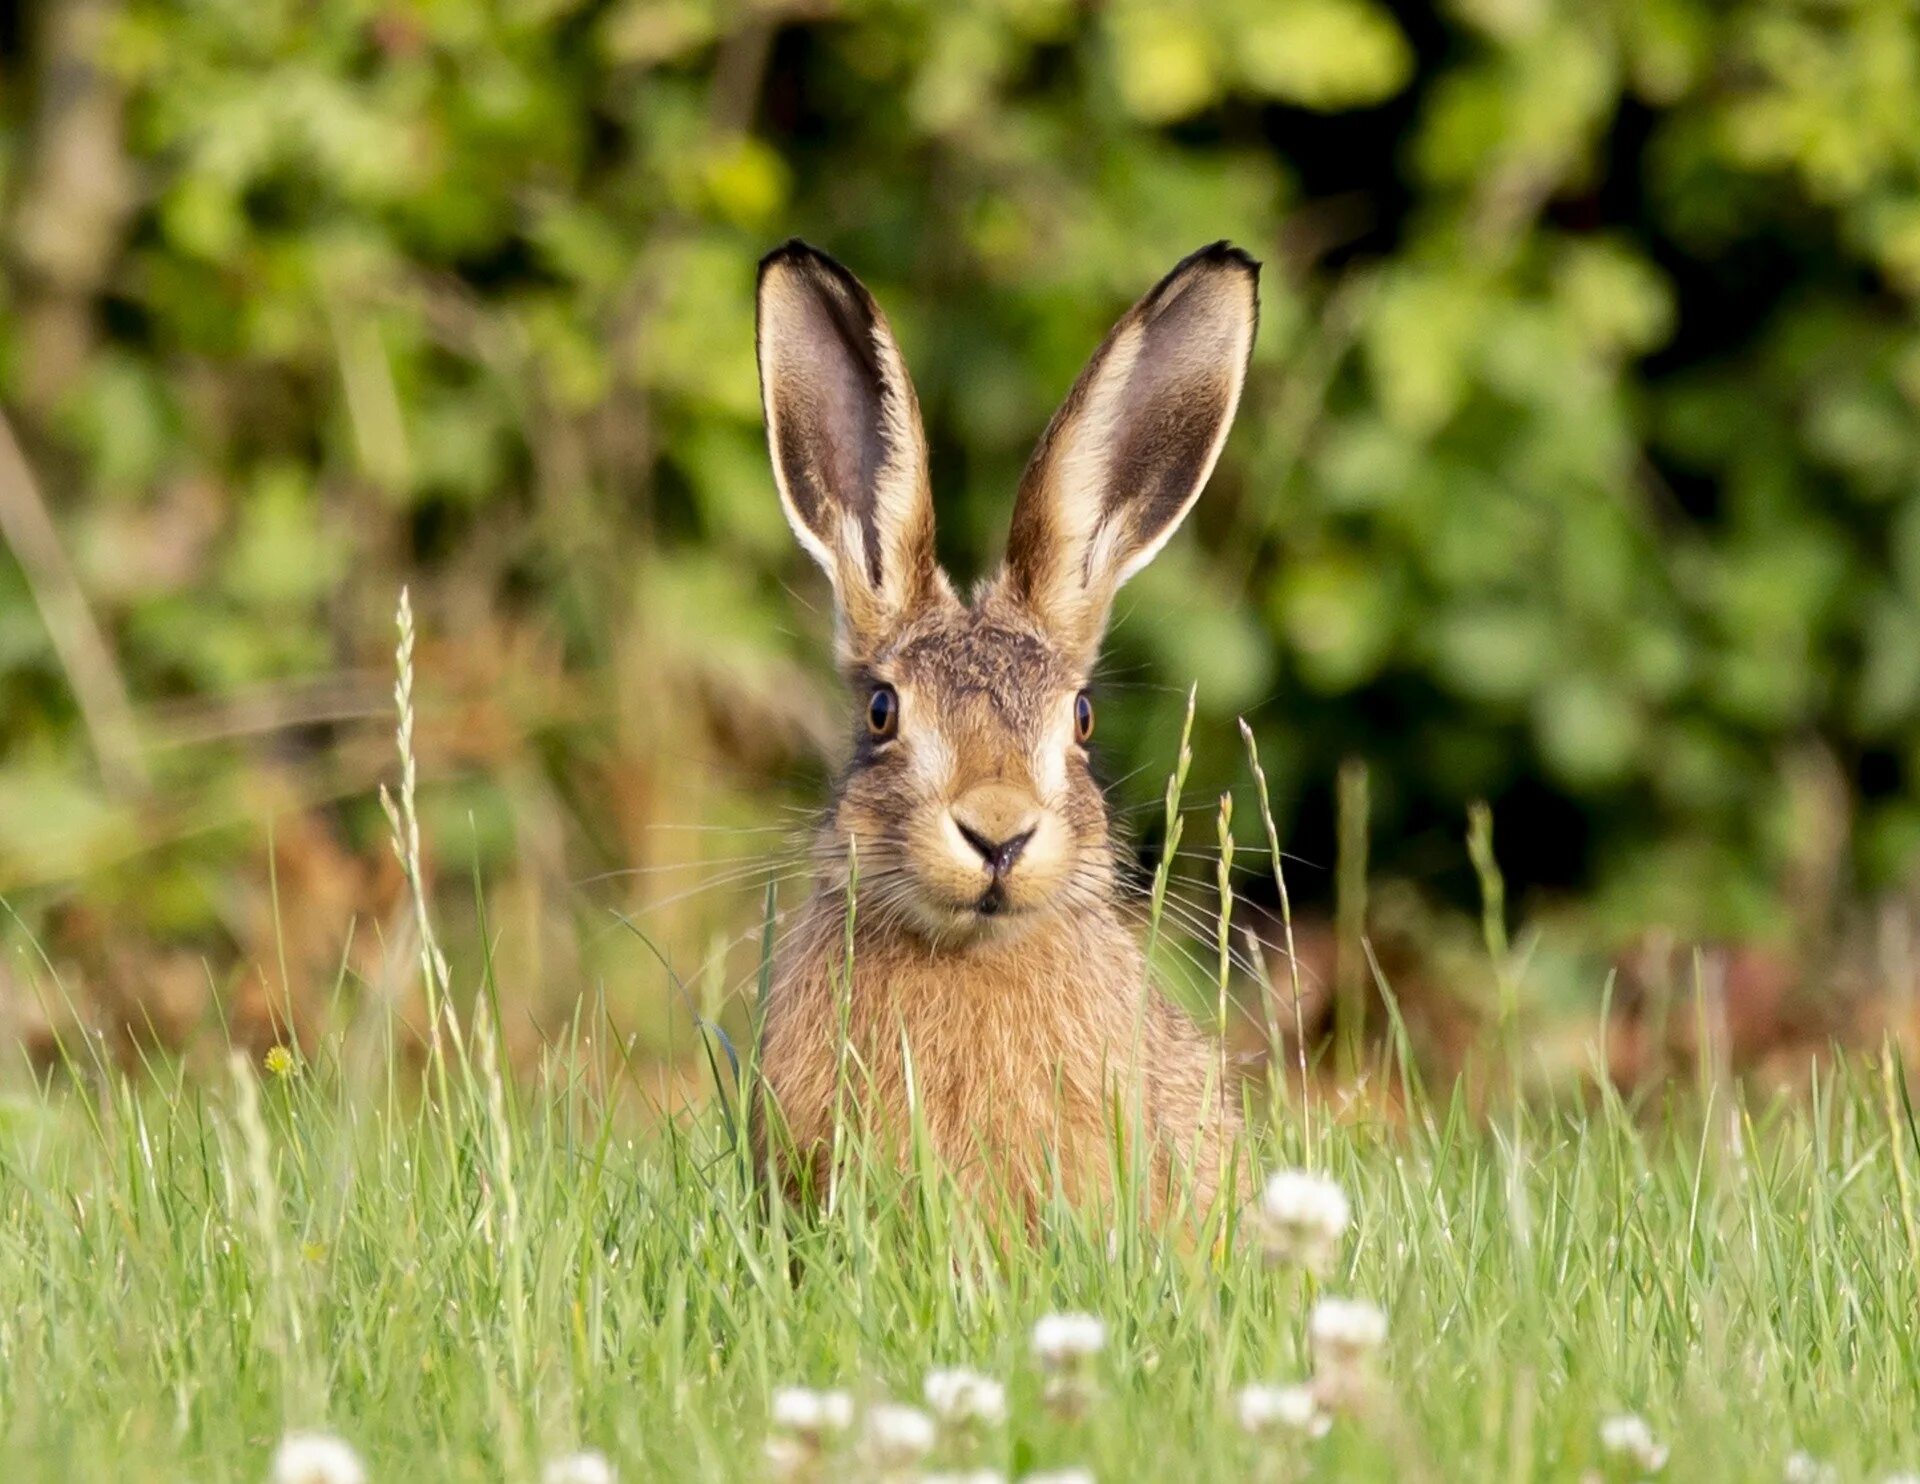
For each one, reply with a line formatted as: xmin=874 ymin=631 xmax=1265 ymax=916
xmin=2 ymin=1016 xmax=1918 ymax=1481
xmin=5 ymin=594 xmax=1920 ymax=1481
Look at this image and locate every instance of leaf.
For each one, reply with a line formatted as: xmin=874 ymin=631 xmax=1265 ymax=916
xmin=1234 ymin=0 xmax=1413 ymax=111
xmin=1273 ymin=551 xmax=1399 ymax=693
xmin=1107 ymin=6 xmax=1221 ymax=122
xmin=1533 ymin=673 xmax=1644 ymax=788
xmin=1431 ymin=606 xmax=1553 ymax=706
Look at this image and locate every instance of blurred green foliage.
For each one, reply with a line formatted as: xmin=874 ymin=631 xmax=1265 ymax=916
xmin=3 ymin=0 xmax=1920 ymax=1036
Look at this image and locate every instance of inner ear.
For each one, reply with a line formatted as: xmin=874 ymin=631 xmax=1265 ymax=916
xmin=756 ymin=240 xmax=947 ymax=662
xmin=1096 ymin=273 xmax=1253 ymax=582
xmin=762 ymin=259 xmax=893 ymax=586
xmin=1001 ymin=242 xmax=1259 ymax=663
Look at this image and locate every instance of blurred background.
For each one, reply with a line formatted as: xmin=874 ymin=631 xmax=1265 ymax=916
xmin=2 ymin=0 xmax=1918 ymax=1087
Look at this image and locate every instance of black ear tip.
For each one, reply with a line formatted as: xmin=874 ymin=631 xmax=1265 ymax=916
xmin=759 ymin=238 xmax=877 ymax=310
xmin=1141 ymin=241 xmax=1261 ymax=310
xmin=759 ymin=238 xmax=825 ymax=278
xmin=1194 ymin=240 xmax=1262 ymax=277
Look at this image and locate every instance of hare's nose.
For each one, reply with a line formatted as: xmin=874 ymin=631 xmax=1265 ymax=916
xmin=951 ymin=782 xmax=1040 ymax=875
xmin=954 ymin=819 xmax=1035 ymax=877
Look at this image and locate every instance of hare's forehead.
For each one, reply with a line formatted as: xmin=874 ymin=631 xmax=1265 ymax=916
xmin=887 ymin=618 xmax=1072 ymax=729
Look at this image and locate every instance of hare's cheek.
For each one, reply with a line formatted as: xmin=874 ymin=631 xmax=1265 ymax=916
xmin=833 ymin=774 xmax=913 ymax=858
xmin=1030 ymin=738 xmax=1068 ymax=801
xmin=906 ymin=727 xmax=956 ymax=798
xmin=1064 ymin=775 xmax=1110 ymax=841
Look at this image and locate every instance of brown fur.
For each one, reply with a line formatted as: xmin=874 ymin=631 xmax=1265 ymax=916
xmin=751 ymin=241 xmax=1259 ymax=1225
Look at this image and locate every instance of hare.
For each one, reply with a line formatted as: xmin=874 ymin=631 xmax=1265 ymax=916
xmin=750 ymin=240 xmax=1259 ymax=1223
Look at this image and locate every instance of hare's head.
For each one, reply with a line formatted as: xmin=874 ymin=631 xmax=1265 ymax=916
xmin=757 ymin=241 xmax=1258 ymax=945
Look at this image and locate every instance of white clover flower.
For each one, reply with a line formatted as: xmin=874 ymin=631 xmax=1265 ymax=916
xmin=763 ymin=1434 xmax=811 ymax=1482
xmin=542 ymin=1452 xmax=615 ymax=1484
xmin=770 ymin=1386 xmax=856 ymax=1442
xmin=1598 ymin=1414 xmax=1670 ymax=1475
xmin=1236 ymin=1382 xmax=1331 ymax=1440
xmin=1307 ymin=1297 xmax=1387 ymax=1373
xmin=1255 ymin=1170 xmax=1351 ymax=1273
xmin=863 ymin=1402 xmax=937 ymax=1468
xmin=1786 ymin=1454 xmax=1837 ymax=1484
xmin=270 ymin=1433 xmax=367 ymax=1484
xmin=924 ymin=1367 xmax=1008 ymax=1427
xmin=1031 ymin=1313 xmax=1107 ymax=1369
xmin=1019 ymin=1472 xmax=1096 ymax=1484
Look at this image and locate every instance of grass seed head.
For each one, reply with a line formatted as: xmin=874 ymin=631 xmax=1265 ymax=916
xmin=269 ymin=1432 xmax=367 ymax=1484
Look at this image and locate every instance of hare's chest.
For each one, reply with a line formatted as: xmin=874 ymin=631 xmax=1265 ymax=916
xmin=848 ymin=966 xmax=1124 ymax=1156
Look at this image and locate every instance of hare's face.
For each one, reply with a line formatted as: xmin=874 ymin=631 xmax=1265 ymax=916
xmin=831 ymin=596 xmax=1109 ymax=942
xmin=758 ymin=239 xmax=1257 ymax=950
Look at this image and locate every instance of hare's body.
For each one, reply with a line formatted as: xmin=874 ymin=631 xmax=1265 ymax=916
xmin=760 ymin=886 xmax=1233 ymax=1214
xmin=749 ymin=239 xmax=1259 ymax=1222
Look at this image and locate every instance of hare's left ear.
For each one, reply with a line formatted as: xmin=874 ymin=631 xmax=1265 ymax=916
xmin=1002 ymin=243 xmax=1258 ymax=666
xmin=757 ymin=240 xmax=945 ymax=666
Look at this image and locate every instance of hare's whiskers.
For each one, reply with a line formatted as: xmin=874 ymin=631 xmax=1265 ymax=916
xmin=570 ymin=846 xmax=811 ymax=889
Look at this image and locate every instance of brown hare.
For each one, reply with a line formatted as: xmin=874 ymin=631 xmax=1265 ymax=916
xmin=750 ymin=240 xmax=1259 ymax=1223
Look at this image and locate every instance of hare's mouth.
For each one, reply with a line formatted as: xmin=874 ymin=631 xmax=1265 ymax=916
xmin=931 ymin=886 xmax=1030 ymax=926
xmin=891 ymin=816 xmax=1067 ymax=943
xmin=898 ymin=881 xmax=1044 ymax=948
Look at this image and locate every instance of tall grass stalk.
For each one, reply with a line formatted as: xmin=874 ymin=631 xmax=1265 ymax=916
xmin=377 ymin=588 xmax=453 ymax=1046
xmin=1882 ymin=1041 xmax=1920 ymax=1271
xmin=1141 ymin=684 xmax=1198 ymax=974
xmin=1466 ymin=801 xmax=1518 ymax=1088
xmin=1239 ymin=719 xmax=1308 ymax=1149
xmin=827 ymin=833 xmax=858 ymax=1216
xmin=1214 ymin=791 xmax=1235 ymax=1125
xmin=1127 ymin=685 xmax=1198 ymax=1217
xmin=375 ymin=584 xmax=469 ymax=1179
xmin=1334 ymin=758 xmax=1370 ymax=1082
xmin=227 ymin=1049 xmax=312 ymax=1411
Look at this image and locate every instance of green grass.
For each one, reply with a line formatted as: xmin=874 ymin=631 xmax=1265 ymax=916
xmin=4 ymin=617 xmax=1917 ymax=1482
xmin=2 ymin=1016 xmax=1919 ymax=1482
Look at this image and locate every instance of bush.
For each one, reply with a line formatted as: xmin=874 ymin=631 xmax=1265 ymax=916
xmin=3 ymin=0 xmax=1918 ymax=1035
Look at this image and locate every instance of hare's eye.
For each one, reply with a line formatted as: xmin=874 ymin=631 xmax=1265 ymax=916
xmin=1074 ymin=690 xmax=1094 ymax=744
xmin=867 ymin=684 xmax=899 ymax=739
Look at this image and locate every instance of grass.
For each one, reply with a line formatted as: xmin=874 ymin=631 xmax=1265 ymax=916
xmin=3 ymin=602 xmax=1919 ymax=1483
xmin=2 ymin=1015 xmax=1919 ymax=1481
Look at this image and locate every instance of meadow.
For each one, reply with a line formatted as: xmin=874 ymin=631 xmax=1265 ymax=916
xmin=6 ymin=6 xmax=1920 ymax=1478
xmin=4 ymin=978 xmax=1918 ymax=1482
xmin=4 ymin=625 xmax=1918 ymax=1484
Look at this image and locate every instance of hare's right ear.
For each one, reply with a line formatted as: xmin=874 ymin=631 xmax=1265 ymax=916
xmin=757 ymin=240 xmax=945 ymax=665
